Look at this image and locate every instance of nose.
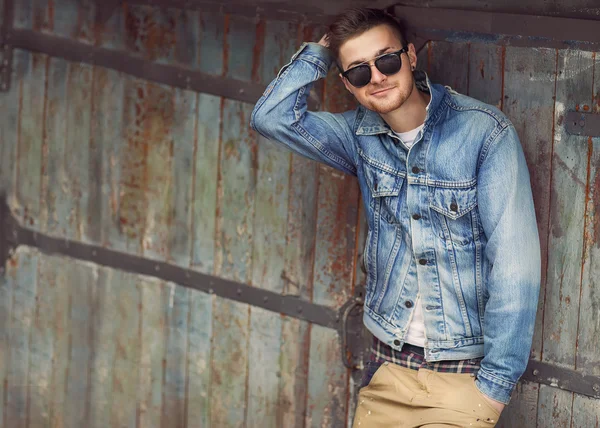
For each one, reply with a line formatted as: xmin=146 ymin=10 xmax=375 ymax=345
xmin=369 ymin=64 xmax=386 ymax=85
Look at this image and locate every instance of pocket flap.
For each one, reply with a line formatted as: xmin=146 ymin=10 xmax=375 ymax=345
xmin=364 ymin=166 xmax=402 ymax=197
xmin=429 ymin=186 xmax=477 ymax=220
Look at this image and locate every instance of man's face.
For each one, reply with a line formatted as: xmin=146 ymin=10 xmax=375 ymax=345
xmin=338 ymin=24 xmax=417 ymax=114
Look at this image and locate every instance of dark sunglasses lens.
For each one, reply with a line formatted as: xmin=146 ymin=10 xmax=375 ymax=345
xmin=375 ymin=53 xmax=402 ymax=75
xmin=346 ymin=65 xmax=371 ymax=87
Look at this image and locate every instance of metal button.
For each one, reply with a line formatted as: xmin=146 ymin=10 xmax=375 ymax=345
xmin=412 ymin=214 xmax=421 ymax=220
xmin=412 ymin=166 xmax=420 ymax=174
xmin=405 ymin=300 xmax=414 ymax=308
xmin=393 ymin=339 xmax=401 ymax=346
xmin=450 ymin=202 xmax=458 ymax=212
xmin=419 ymin=259 xmax=427 ymax=265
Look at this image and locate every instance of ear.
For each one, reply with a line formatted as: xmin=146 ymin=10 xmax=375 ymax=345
xmin=339 ymin=73 xmax=354 ymax=94
xmin=407 ymin=43 xmax=418 ymax=70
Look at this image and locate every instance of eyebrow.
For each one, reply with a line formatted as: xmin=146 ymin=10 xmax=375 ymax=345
xmin=346 ymin=46 xmax=396 ymax=70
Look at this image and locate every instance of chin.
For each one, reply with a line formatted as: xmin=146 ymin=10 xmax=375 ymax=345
xmin=367 ymin=97 xmax=404 ymax=114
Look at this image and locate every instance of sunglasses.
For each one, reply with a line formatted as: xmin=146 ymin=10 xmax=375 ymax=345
xmin=341 ymin=48 xmax=408 ymax=88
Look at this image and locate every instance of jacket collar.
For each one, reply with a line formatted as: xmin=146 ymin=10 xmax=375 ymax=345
xmin=355 ymin=71 xmax=445 ymax=136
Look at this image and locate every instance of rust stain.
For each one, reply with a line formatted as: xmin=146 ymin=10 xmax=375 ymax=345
xmin=252 ymin=20 xmax=266 ymax=83
xmin=583 ymin=104 xmax=590 ymax=111
xmin=479 ymin=60 xmax=485 ymax=79
xmin=576 ymin=104 xmax=580 ymax=111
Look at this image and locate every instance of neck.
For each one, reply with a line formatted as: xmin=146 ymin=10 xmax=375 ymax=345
xmin=381 ymin=83 xmax=430 ymax=133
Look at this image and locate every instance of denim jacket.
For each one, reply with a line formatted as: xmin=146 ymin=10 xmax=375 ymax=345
xmin=250 ymin=42 xmax=541 ymax=404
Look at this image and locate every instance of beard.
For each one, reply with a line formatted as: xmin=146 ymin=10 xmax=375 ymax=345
xmin=364 ymin=77 xmax=415 ymax=114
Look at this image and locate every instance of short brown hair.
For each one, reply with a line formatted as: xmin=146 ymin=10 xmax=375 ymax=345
xmin=327 ymin=8 xmax=408 ymax=68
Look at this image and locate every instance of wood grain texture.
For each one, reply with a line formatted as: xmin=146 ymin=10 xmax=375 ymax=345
xmin=468 ymin=43 xmax=503 ymax=108
xmin=137 ymin=278 xmax=168 ymax=428
xmin=5 ymin=249 xmax=37 ymax=428
xmin=306 ymin=66 xmax=359 ymax=428
xmin=246 ymin=18 xmax=297 ymax=428
xmin=571 ymin=52 xmax=600 ymax=427
xmin=109 ymin=271 xmax=141 ymax=428
xmin=497 ymin=46 xmax=557 ymax=426
xmin=88 ymin=268 xmax=118 ymax=428
xmin=428 ymin=41 xmax=470 ymax=94
xmin=210 ymin=14 xmax=256 ymax=428
xmin=537 ymin=48 xmax=594 ymax=427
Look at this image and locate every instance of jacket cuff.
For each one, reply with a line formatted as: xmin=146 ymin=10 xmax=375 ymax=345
xmin=475 ymin=368 xmax=516 ymax=405
xmin=290 ymin=42 xmax=335 ymax=75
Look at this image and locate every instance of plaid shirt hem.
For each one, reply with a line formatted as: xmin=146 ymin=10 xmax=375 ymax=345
xmin=370 ymin=335 xmax=482 ymax=374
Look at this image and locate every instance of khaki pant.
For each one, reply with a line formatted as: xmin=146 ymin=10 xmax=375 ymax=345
xmin=352 ymin=362 xmax=500 ymax=428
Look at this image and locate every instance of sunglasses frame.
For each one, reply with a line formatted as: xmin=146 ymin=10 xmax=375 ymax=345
xmin=341 ymin=47 xmax=409 ymax=88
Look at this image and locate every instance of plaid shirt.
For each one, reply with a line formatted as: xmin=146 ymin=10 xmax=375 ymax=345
xmin=370 ymin=336 xmax=482 ymax=374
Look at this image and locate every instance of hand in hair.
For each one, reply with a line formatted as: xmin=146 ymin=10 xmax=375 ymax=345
xmin=317 ymin=33 xmax=330 ymax=48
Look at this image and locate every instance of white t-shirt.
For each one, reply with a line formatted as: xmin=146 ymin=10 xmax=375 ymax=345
xmin=393 ymin=123 xmax=426 ymax=347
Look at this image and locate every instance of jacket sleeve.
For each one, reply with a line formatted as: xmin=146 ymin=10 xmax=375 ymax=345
xmin=250 ymin=42 xmax=357 ymax=176
xmin=475 ymin=123 xmax=541 ymax=404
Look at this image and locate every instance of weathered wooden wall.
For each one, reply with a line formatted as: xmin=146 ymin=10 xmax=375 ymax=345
xmin=0 ymin=1 xmax=599 ymax=427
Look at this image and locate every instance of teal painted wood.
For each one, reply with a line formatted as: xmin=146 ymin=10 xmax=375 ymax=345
xmin=537 ymin=49 xmax=595 ymax=427
xmin=0 ymin=251 xmax=15 ymax=428
xmin=246 ymin=18 xmax=296 ymax=428
xmin=572 ymin=54 xmax=600 ymax=425
xmin=187 ymin=292 xmax=213 ymax=428
xmin=42 ymin=57 xmax=70 ymax=237
xmin=168 ymin=87 xmax=196 ymax=266
xmin=0 ymin=47 xmax=20 ymax=196
xmin=188 ymin=11 xmax=225 ymax=427
xmin=428 ymin=41 xmax=469 ymax=94
xmin=64 ymin=261 xmax=94 ymax=427
xmin=65 ymin=62 xmax=94 ymax=241
xmin=26 ymin=255 xmax=59 ymax=428
xmin=88 ymin=268 xmax=118 ymax=428
xmin=278 ymin=26 xmax=320 ymax=428
xmin=14 ymin=51 xmax=46 ymax=230
xmin=5 ymin=249 xmax=38 ymax=428
xmin=497 ymin=46 xmax=557 ymax=427
xmin=137 ymin=278 xmax=168 ymax=428
xmin=109 ymin=271 xmax=141 ymax=428
xmin=307 ymin=72 xmax=359 ymax=427
xmin=210 ymin=14 xmax=256 ymax=428
xmin=47 ymin=257 xmax=70 ymax=428
xmin=162 ymin=284 xmax=190 ymax=428
xmin=468 ymin=44 xmax=503 ymax=108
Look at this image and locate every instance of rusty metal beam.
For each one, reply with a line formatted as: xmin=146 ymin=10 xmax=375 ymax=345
xmin=396 ymin=5 xmax=600 ymax=52
xmin=6 ymin=28 xmax=265 ymax=104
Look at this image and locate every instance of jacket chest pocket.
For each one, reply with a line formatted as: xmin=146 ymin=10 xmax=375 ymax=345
xmin=363 ymin=163 xmax=405 ymax=225
xmin=429 ymin=185 xmax=478 ymax=246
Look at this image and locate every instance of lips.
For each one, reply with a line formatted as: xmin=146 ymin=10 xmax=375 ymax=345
xmin=371 ymin=86 xmax=395 ymax=96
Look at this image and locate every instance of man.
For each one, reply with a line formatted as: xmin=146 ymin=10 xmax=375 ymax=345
xmin=251 ymin=8 xmax=540 ymax=427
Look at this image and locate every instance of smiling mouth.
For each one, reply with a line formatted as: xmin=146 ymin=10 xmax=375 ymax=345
xmin=371 ymin=87 xmax=395 ymax=95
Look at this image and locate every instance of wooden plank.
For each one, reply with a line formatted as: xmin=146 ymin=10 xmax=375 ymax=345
xmin=0 ymin=46 xmax=20 ymax=195
xmin=186 ymin=292 xmax=213 ymax=428
xmin=497 ymin=46 xmax=557 ymax=426
xmin=278 ymin=25 xmax=321 ymax=428
xmin=26 ymin=255 xmax=59 ymax=428
xmin=246 ymin=18 xmax=296 ymax=428
xmin=109 ymin=271 xmax=141 ymax=428
xmin=14 ymin=51 xmax=46 ymax=230
xmin=88 ymin=267 xmax=118 ymax=428
xmin=468 ymin=43 xmax=503 ymax=108
xmin=571 ymin=395 xmax=600 ymax=428
xmin=63 ymin=261 xmax=94 ymax=427
xmin=0 ymin=251 xmax=16 ymax=428
xmin=572 ymin=52 xmax=600 ymax=427
xmin=306 ymin=69 xmax=359 ymax=427
xmin=537 ymin=48 xmax=594 ymax=427
xmin=162 ymin=284 xmax=190 ymax=428
xmin=186 ymin=11 xmax=224 ymax=426
xmin=428 ymin=41 xmax=470 ymax=94
xmin=47 ymin=256 xmax=70 ymax=428
xmin=5 ymin=249 xmax=38 ymax=428
xmin=64 ymin=61 xmax=94 ymax=241
xmin=210 ymin=14 xmax=256 ymax=428
xmin=137 ymin=278 xmax=168 ymax=428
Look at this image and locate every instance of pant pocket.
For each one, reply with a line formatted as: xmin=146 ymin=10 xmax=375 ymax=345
xmin=360 ymin=361 xmax=385 ymax=389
